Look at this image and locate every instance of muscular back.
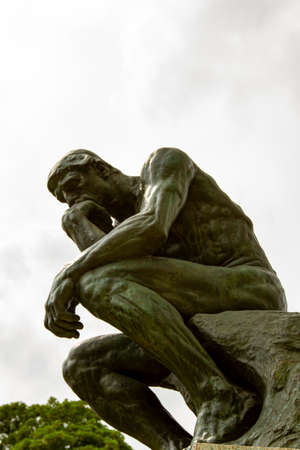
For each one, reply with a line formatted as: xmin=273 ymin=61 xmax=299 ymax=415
xmin=139 ymin=150 xmax=273 ymax=271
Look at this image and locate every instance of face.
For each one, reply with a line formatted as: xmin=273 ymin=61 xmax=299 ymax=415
xmin=57 ymin=167 xmax=115 ymax=208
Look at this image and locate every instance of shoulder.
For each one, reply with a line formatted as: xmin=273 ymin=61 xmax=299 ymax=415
xmin=147 ymin=147 xmax=193 ymax=167
xmin=141 ymin=147 xmax=195 ymax=182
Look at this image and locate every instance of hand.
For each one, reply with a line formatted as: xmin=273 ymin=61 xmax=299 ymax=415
xmin=44 ymin=268 xmax=83 ymax=339
xmin=62 ymin=200 xmax=113 ymax=235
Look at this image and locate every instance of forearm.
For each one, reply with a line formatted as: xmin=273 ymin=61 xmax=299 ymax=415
xmin=66 ymin=213 xmax=165 ymax=281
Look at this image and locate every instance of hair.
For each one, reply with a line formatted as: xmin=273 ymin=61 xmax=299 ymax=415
xmin=47 ymin=149 xmax=119 ymax=202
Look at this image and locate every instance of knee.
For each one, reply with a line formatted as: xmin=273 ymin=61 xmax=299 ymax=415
xmin=258 ymin=275 xmax=287 ymax=312
xmin=62 ymin=354 xmax=75 ymax=387
xmin=267 ymin=287 xmax=287 ymax=312
xmin=78 ymin=264 xmax=125 ymax=301
xmin=62 ymin=335 xmax=122 ymax=389
xmin=78 ymin=259 xmax=145 ymax=293
xmin=62 ymin=341 xmax=92 ymax=388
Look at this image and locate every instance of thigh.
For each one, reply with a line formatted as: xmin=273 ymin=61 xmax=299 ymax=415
xmin=85 ymin=257 xmax=286 ymax=316
xmin=69 ymin=333 xmax=171 ymax=386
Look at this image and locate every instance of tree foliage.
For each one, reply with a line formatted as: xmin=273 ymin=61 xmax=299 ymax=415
xmin=0 ymin=397 xmax=132 ymax=450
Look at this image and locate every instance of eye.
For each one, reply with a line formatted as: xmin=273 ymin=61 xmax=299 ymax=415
xmin=62 ymin=175 xmax=82 ymax=191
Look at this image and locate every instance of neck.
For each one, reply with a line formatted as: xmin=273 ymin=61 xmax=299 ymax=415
xmin=106 ymin=173 xmax=140 ymax=222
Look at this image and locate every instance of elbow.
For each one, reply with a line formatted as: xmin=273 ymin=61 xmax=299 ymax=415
xmin=143 ymin=221 xmax=168 ymax=252
xmin=126 ymin=212 xmax=168 ymax=254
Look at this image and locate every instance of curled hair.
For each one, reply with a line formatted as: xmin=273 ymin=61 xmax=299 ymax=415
xmin=47 ymin=149 xmax=119 ymax=202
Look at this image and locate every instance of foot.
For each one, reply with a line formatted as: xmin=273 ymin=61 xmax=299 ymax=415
xmin=161 ymin=435 xmax=192 ymax=450
xmin=190 ymin=384 xmax=259 ymax=445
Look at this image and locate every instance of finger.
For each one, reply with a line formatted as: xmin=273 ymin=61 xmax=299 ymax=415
xmin=44 ymin=314 xmax=50 ymax=330
xmin=55 ymin=319 xmax=84 ymax=330
xmin=44 ymin=294 xmax=51 ymax=312
xmin=46 ymin=306 xmax=74 ymax=335
xmin=50 ymin=305 xmax=80 ymax=324
xmin=67 ymin=298 xmax=79 ymax=313
xmin=54 ymin=310 xmax=81 ymax=322
xmin=44 ymin=309 xmax=57 ymax=331
xmin=48 ymin=297 xmax=80 ymax=323
xmin=48 ymin=318 xmax=80 ymax=339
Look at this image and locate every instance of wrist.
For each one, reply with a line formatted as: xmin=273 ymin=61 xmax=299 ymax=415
xmin=64 ymin=261 xmax=83 ymax=284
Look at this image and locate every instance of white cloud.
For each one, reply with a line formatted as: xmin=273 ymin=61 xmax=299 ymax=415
xmin=1 ymin=1 xmax=300 ymax=449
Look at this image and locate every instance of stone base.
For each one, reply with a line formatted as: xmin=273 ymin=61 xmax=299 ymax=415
xmin=188 ymin=445 xmax=300 ymax=450
xmin=188 ymin=311 xmax=300 ymax=448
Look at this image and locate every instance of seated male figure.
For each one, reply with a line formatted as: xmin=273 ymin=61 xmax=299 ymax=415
xmin=44 ymin=147 xmax=286 ymax=450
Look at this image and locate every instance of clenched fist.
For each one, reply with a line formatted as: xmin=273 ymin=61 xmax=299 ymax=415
xmin=62 ymin=200 xmax=113 ymax=251
xmin=62 ymin=199 xmax=113 ymax=234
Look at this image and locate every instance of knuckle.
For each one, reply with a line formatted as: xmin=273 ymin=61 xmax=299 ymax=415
xmin=62 ymin=208 xmax=73 ymax=220
xmin=45 ymin=301 xmax=51 ymax=312
xmin=62 ymin=210 xmax=76 ymax=224
xmin=45 ymin=296 xmax=53 ymax=309
xmin=77 ymin=199 xmax=91 ymax=208
xmin=82 ymin=199 xmax=94 ymax=206
xmin=62 ymin=209 xmax=70 ymax=219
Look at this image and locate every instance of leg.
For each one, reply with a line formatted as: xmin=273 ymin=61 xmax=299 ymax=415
xmin=77 ymin=258 xmax=261 ymax=442
xmin=96 ymin=257 xmax=285 ymax=316
xmin=63 ymin=333 xmax=192 ymax=450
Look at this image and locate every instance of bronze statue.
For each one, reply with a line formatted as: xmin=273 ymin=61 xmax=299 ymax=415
xmin=44 ymin=148 xmax=286 ymax=450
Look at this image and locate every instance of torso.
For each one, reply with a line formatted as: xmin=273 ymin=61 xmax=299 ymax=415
xmin=140 ymin=160 xmax=273 ymax=271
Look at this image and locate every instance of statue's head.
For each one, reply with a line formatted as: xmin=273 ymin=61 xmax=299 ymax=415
xmin=47 ymin=149 xmax=120 ymax=205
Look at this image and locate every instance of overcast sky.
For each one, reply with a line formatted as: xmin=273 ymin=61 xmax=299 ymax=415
xmin=1 ymin=1 xmax=300 ymax=449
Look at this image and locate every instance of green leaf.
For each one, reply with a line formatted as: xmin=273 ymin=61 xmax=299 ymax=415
xmin=0 ymin=398 xmax=132 ymax=450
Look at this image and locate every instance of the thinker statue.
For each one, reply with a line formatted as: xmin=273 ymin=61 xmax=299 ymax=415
xmin=44 ymin=148 xmax=286 ymax=450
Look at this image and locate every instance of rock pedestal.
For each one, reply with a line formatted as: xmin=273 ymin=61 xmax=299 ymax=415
xmin=188 ymin=311 xmax=300 ymax=448
xmin=189 ymin=445 xmax=299 ymax=450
